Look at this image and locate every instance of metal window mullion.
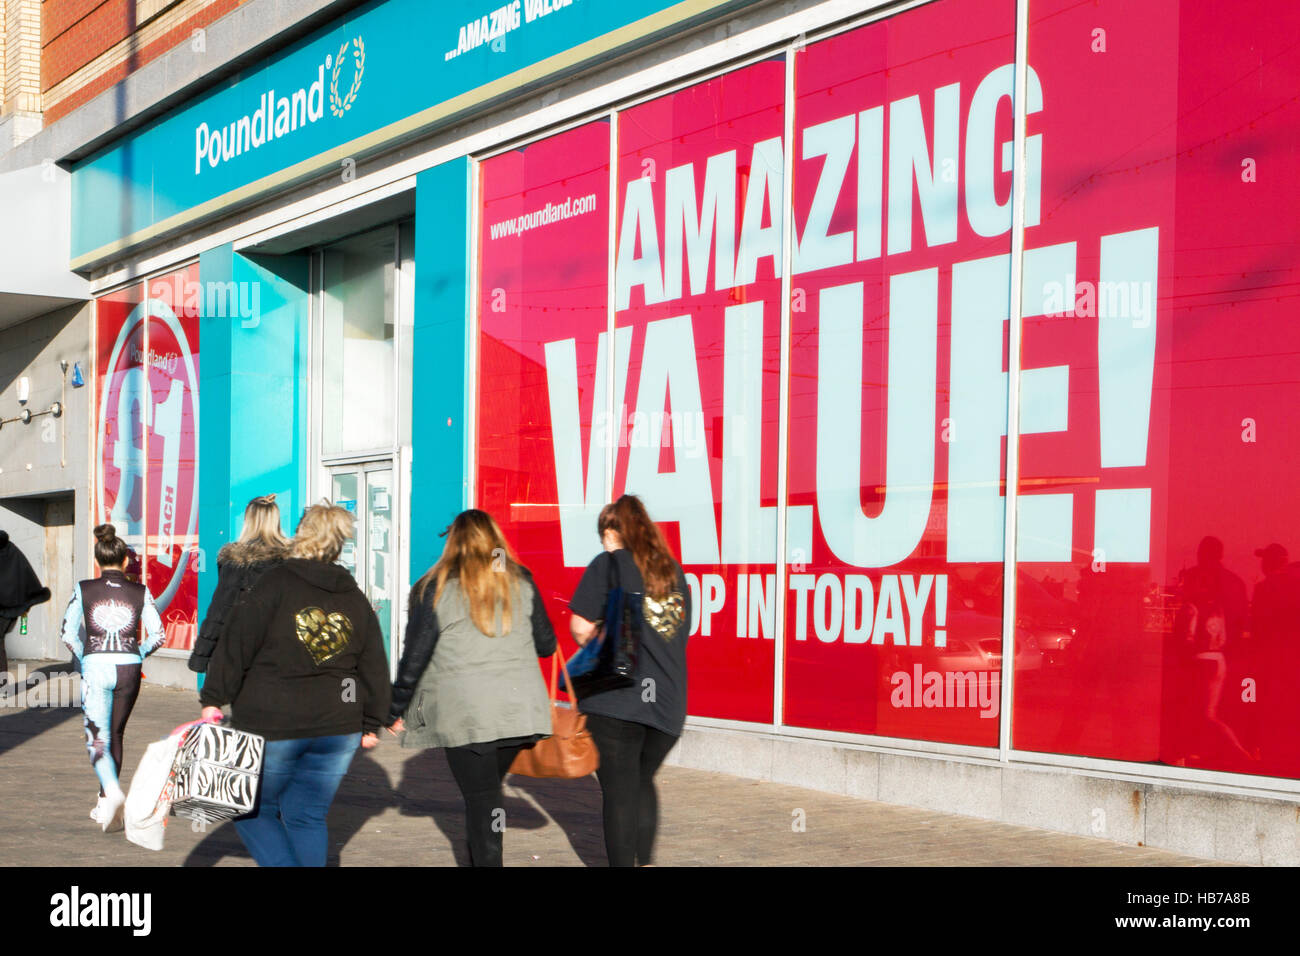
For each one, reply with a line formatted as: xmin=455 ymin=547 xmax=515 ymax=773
xmin=606 ymin=111 xmax=619 ymax=503
xmin=773 ymin=45 xmax=798 ymax=731
xmin=998 ymin=0 xmax=1033 ymax=764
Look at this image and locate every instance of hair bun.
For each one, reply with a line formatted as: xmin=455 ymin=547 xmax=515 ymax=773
xmin=93 ymin=523 xmax=117 ymax=542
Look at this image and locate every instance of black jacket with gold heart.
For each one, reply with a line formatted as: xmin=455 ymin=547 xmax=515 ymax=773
xmin=199 ymin=557 xmax=392 ymax=740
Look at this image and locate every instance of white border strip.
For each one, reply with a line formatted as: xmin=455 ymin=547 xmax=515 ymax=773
xmin=998 ymin=0 xmax=1031 ymax=764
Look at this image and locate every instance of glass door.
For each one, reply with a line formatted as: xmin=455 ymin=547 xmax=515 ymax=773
xmin=330 ymin=461 xmax=397 ymax=664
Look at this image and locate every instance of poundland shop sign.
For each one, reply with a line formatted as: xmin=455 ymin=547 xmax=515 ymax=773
xmin=71 ymin=0 xmax=759 ymax=268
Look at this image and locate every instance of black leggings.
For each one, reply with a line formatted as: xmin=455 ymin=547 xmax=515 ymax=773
xmin=444 ymin=742 xmax=529 ymax=867
xmin=81 ymin=660 xmax=142 ymax=797
xmin=585 ymin=714 xmax=678 ymax=867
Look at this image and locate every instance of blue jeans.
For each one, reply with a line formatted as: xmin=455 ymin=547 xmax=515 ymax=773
xmin=234 ymin=733 xmax=361 ymax=867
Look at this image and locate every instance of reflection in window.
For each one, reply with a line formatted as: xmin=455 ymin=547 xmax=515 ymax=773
xmin=321 ymin=227 xmax=396 ymax=455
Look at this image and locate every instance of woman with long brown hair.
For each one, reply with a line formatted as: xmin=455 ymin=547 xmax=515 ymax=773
xmin=387 ymin=509 xmax=556 ymax=866
xmin=568 ymin=494 xmax=690 ymax=866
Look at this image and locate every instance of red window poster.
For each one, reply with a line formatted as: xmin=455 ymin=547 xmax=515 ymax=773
xmin=781 ymin=0 xmax=1016 ymax=744
xmin=612 ymin=60 xmax=788 ymax=723
xmin=472 ymin=0 xmax=1300 ymax=777
xmin=95 ymin=265 xmax=201 ymax=651
xmin=1011 ymin=0 xmax=1300 ymax=779
xmin=475 ymin=120 xmax=613 ymax=653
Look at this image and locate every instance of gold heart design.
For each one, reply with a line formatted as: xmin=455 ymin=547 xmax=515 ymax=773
xmin=294 ymin=607 xmax=354 ymax=665
xmin=642 ymin=591 xmax=685 ymax=641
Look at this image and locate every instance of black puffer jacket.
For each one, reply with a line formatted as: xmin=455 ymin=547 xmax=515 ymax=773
xmin=188 ymin=539 xmax=288 ymax=673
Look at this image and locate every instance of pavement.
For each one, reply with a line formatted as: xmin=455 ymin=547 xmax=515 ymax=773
xmin=0 ymin=662 xmax=1215 ymax=867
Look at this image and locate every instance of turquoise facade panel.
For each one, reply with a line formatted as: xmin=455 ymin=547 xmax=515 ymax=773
xmin=197 ymin=245 xmax=310 ymax=622
xmin=72 ymin=0 xmax=759 ymax=263
xmin=410 ymin=158 xmax=472 ymax=581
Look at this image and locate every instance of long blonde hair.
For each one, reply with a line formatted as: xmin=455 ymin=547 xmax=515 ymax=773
xmin=292 ymin=501 xmax=354 ymax=563
xmin=238 ymin=494 xmax=290 ymax=548
xmin=412 ymin=509 xmax=520 ymax=636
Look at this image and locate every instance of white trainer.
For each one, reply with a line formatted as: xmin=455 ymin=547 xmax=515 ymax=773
xmin=100 ymin=791 xmax=126 ymax=833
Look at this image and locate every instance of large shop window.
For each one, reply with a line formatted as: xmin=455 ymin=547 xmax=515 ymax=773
xmin=1011 ymin=0 xmax=1300 ymax=780
xmin=473 ymin=0 xmax=1300 ymax=779
xmin=613 ymin=61 xmax=788 ymax=723
xmin=95 ymin=265 xmax=201 ymax=652
xmin=782 ymin=0 xmax=1015 ymax=744
xmin=476 ymin=119 xmax=613 ymax=665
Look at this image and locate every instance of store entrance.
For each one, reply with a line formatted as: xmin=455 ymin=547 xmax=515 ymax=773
xmin=329 ymin=462 xmax=397 ymax=662
xmin=308 ymin=215 xmax=414 ymax=677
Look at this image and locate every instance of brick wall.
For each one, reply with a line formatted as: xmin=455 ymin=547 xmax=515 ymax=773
xmin=41 ymin=0 xmax=250 ymax=122
xmin=4 ymin=0 xmax=43 ymax=115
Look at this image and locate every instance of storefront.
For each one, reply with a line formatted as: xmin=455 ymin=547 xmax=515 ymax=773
xmin=73 ymin=0 xmax=1300 ymax=859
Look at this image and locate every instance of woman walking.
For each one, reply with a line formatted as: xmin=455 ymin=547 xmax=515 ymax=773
xmin=568 ymin=495 xmax=690 ymax=867
xmin=61 ymin=524 xmax=167 ymax=831
xmin=387 ymin=509 xmax=556 ymax=867
xmin=189 ymin=494 xmax=289 ymax=680
xmin=200 ymin=502 xmax=391 ymax=867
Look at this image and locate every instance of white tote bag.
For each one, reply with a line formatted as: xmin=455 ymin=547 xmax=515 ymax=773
xmin=124 ymin=718 xmax=221 ymax=851
xmin=123 ymin=725 xmax=188 ymax=851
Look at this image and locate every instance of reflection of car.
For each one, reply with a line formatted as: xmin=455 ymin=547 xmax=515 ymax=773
xmin=879 ymin=608 xmax=1043 ymax=690
xmin=960 ymin=568 xmax=1080 ymax=667
xmin=1028 ymin=624 xmax=1076 ymax=667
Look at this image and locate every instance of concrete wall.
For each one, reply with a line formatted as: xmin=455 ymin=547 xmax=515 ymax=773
xmin=0 ymin=302 xmax=92 ymax=662
xmin=668 ymin=724 xmax=1300 ymax=864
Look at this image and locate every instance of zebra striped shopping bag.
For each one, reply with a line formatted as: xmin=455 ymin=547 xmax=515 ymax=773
xmin=170 ymin=721 xmax=265 ymax=828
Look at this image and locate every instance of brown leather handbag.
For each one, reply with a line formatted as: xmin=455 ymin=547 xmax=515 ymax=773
xmin=508 ymin=654 xmax=599 ymax=779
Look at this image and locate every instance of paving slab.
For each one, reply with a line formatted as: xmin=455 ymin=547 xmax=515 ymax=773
xmin=0 ymin=668 xmax=1211 ymax=867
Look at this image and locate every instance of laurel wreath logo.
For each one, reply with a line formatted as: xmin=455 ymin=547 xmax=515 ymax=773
xmin=330 ymin=37 xmax=365 ymax=117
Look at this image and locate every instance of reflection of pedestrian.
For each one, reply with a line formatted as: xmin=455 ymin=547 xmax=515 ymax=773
xmin=1250 ymin=544 xmax=1300 ymax=774
xmin=1172 ymin=536 xmax=1253 ymax=767
xmin=0 ymin=530 xmax=51 ymax=680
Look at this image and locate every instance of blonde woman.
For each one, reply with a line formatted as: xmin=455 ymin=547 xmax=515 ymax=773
xmin=387 ymin=509 xmax=556 ymax=867
xmin=190 ymin=494 xmax=289 ymax=678
xmin=200 ymin=502 xmax=391 ymax=867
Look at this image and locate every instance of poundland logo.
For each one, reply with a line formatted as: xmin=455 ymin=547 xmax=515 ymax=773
xmin=194 ymin=36 xmax=365 ymax=176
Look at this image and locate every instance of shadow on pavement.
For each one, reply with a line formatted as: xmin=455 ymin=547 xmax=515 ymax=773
xmin=0 ymin=662 xmax=83 ymax=760
xmin=183 ymin=750 xmax=400 ymax=867
xmin=506 ymin=773 xmax=607 ymax=867
xmin=394 ymin=747 xmax=549 ymax=866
